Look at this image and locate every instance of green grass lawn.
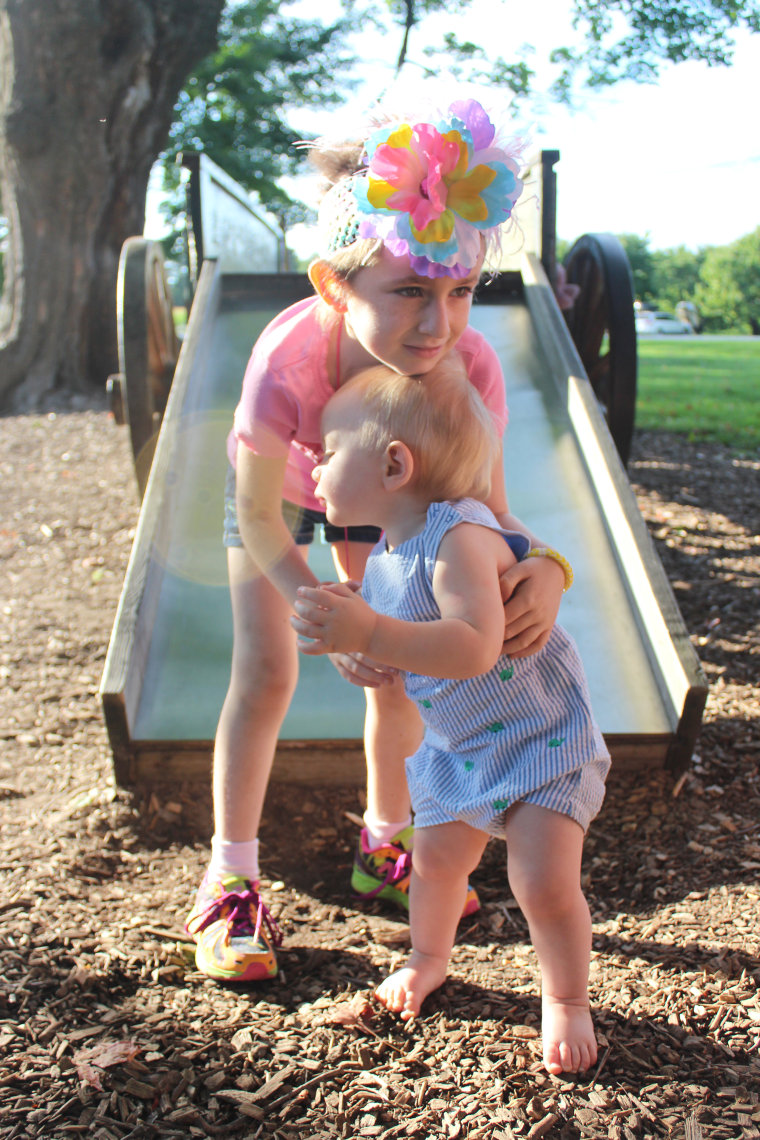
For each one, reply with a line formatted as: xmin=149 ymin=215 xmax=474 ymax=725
xmin=635 ymin=338 xmax=760 ymax=452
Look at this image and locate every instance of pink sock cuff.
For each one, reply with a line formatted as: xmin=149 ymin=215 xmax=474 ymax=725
xmin=362 ymin=815 xmax=413 ymax=850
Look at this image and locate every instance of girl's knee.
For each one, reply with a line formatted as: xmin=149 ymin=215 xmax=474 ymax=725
xmin=229 ymin=644 xmax=298 ymax=708
xmin=505 ymin=805 xmax=585 ymax=914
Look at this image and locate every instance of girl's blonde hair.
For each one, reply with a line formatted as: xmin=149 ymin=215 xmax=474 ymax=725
xmin=319 ymin=238 xmax=384 ymax=281
xmin=309 ymin=137 xmax=384 ymax=282
xmin=333 ymin=356 xmax=498 ymax=503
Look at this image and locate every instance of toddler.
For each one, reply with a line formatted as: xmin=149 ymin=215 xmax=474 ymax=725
xmin=292 ymin=359 xmax=610 ymax=1075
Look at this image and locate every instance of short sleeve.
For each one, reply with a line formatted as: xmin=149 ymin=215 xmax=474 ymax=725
xmin=233 ymin=354 xmax=299 ymax=460
xmin=226 ymin=297 xmax=328 ymax=470
xmin=457 ymin=328 xmax=508 ymax=435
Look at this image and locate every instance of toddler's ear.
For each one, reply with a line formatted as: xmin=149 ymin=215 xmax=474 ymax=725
xmin=384 ymin=441 xmax=414 ymax=490
xmin=308 ymin=260 xmax=347 ymax=313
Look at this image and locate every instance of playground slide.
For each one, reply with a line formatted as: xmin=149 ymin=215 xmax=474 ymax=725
xmin=100 ymin=253 xmax=707 ymax=788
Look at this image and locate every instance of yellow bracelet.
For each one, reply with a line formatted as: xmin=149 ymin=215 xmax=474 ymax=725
xmin=524 ymin=547 xmax=574 ymax=592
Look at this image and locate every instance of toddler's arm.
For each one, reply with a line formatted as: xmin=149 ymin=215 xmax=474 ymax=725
xmin=292 ymin=523 xmax=511 ymax=679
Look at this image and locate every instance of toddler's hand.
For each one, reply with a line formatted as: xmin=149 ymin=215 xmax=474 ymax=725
xmin=291 ymin=583 xmax=377 ymax=657
xmin=295 ymin=581 xmax=395 ymax=684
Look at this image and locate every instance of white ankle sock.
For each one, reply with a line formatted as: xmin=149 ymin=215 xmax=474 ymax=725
xmin=208 ymin=837 xmax=260 ymax=882
xmin=363 ymin=814 xmax=413 ymax=850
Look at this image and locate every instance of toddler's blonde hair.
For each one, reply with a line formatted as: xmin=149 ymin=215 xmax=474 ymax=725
xmin=334 ymin=355 xmax=498 ymax=503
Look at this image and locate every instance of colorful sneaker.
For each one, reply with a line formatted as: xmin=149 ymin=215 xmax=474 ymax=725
xmin=351 ymin=826 xmax=480 ymax=917
xmin=184 ymin=873 xmax=282 ymax=982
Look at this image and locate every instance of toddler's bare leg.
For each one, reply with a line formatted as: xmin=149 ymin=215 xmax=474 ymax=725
xmin=375 ymin=822 xmax=488 ymax=1019
xmin=504 ymin=803 xmax=596 ymax=1076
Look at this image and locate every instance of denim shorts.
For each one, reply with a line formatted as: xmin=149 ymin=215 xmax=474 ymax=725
xmin=222 ymin=464 xmax=382 ymax=548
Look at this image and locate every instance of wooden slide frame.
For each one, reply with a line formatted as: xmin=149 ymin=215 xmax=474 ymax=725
xmin=100 ymin=153 xmax=707 ymax=787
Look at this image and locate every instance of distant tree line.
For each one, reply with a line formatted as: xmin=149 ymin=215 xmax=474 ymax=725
xmin=612 ymin=230 xmax=760 ymax=335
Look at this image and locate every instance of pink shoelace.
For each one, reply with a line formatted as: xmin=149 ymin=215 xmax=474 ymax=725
xmin=360 ymin=848 xmax=412 ymax=900
xmin=195 ymin=884 xmax=283 ymax=948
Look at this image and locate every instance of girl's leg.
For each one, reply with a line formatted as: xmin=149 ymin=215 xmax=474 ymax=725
xmin=375 ymin=822 xmax=488 ymax=1019
xmin=504 ymin=802 xmax=596 ymax=1076
xmin=213 ymin=546 xmax=303 ymax=841
xmin=186 ymin=546 xmax=305 ymax=983
xmin=331 ymin=540 xmax=422 ymax=830
xmin=363 ymin=679 xmax=421 ymax=824
xmin=332 ymin=540 xmax=478 ymax=915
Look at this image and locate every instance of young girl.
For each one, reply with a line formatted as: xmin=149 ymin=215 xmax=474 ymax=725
xmin=185 ymin=96 xmax=570 ymax=985
xmin=291 ymin=361 xmax=610 ymax=1076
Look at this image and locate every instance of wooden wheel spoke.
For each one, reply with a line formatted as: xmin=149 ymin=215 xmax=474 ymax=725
xmin=115 ymin=238 xmax=179 ymax=496
xmin=589 ymin=351 xmax=611 ymax=388
xmin=563 ymin=234 xmax=637 ymax=466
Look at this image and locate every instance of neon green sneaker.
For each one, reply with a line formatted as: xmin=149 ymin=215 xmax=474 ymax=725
xmin=351 ymin=826 xmax=480 ymax=917
xmin=184 ymin=873 xmax=282 ymax=982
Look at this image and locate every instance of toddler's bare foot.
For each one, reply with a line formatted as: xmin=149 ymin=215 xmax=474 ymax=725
xmin=374 ymin=951 xmax=448 ymax=1021
xmin=542 ymin=995 xmax=597 ymax=1075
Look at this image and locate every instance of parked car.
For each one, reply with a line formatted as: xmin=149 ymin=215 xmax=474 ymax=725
xmin=675 ymin=301 xmax=702 ymax=333
xmin=635 ymin=310 xmax=694 ymax=335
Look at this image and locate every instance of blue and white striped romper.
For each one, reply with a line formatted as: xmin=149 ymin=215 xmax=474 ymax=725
xmin=361 ymin=499 xmax=610 ymax=836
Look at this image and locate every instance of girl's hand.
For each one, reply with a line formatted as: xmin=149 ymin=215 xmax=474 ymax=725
xmin=499 ymin=555 xmax=565 ymax=658
xmin=328 ymin=651 xmax=399 ymax=689
xmin=291 ymin=583 xmax=378 ymax=657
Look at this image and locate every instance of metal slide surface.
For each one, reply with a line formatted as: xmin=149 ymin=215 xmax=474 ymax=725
xmin=130 ymin=279 xmax=671 ymax=747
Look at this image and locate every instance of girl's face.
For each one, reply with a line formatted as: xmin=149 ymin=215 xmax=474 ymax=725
xmin=340 ymin=246 xmax=483 ymax=378
xmin=312 ymin=392 xmax=385 ymax=528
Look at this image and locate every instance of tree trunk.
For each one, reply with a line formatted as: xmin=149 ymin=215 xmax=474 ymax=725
xmin=0 ymin=0 xmax=224 ymax=410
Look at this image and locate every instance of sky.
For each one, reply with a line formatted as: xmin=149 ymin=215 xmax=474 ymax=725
xmin=531 ymin=33 xmax=760 ymax=251
xmin=146 ymin=1 xmax=760 ymax=257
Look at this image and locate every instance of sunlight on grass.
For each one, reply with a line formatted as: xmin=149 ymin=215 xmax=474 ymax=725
xmin=636 ymin=339 xmax=760 ymax=452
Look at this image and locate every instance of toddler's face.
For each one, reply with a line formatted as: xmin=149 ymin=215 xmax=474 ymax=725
xmin=342 ymin=246 xmax=482 ymax=376
xmin=313 ymin=393 xmax=384 ymax=528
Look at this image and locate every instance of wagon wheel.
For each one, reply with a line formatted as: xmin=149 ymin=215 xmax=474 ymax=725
xmin=563 ymin=233 xmax=637 ymax=466
xmin=111 ymin=237 xmax=179 ymax=497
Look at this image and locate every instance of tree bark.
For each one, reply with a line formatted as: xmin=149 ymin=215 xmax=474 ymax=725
xmin=0 ymin=0 xmax=223 ymax=409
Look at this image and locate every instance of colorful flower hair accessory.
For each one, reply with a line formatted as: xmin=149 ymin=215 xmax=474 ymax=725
xmin=318 ymin=99 xmax=524 ymax=279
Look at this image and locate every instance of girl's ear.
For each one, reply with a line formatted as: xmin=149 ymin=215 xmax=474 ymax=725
xmin=383 ymin=441 xmax=415 ymax=491
xmin=308 ymin=260 xmax=347 ymax=313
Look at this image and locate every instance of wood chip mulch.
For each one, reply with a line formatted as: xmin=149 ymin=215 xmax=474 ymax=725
xmin=1 ymin=397 xmax=758 ymax=1139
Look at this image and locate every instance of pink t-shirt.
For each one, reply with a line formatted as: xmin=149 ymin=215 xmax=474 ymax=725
xmin=228 ymin=296 xmax=508 ymax=511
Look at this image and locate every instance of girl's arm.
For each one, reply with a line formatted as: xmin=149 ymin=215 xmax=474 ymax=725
xmin=236 ymin=443 xmax=396 ymax=688
xmin=235 ymin=443 xmax=319 ymax=605
xmin=292 ymin=523 xmax=511 ymax=678
xmin=485 ymin=448 xmax=566 ymax=658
